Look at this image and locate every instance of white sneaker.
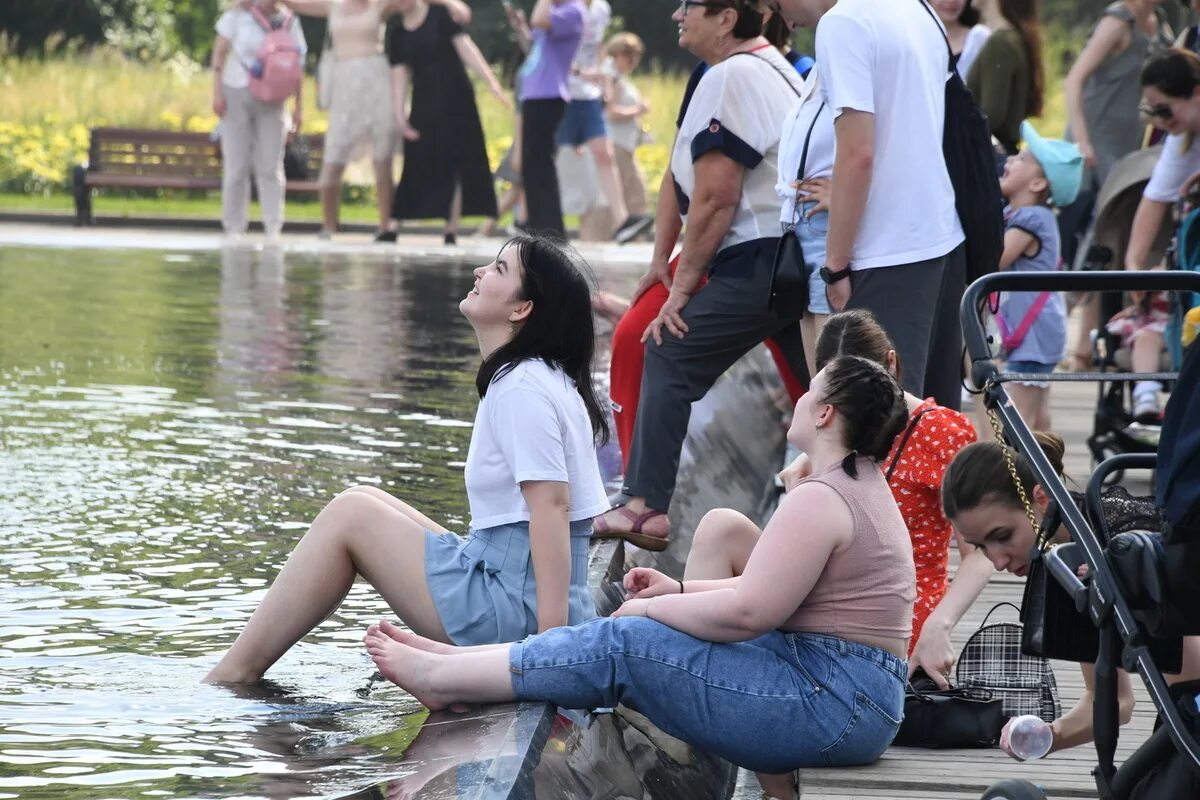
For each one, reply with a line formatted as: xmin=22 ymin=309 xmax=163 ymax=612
xmin=1132 ymin=392 xmax=1161 ymax=425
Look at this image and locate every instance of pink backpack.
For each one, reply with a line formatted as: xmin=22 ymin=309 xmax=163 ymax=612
xmin=243 ymin=3 xmax=303 ymax=104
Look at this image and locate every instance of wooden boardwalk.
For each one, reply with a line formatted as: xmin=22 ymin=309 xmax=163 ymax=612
xmin=735 ymin=379 xmax=1161 ymax=800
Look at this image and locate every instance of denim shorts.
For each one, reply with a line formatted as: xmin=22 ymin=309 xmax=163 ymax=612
xmin=509 ymin=617 xmax=906 ymax=773
xmin=789 ymin=204 xmax=831 ymax=315
xmin=555 ymin=98 xmax=608 ymax=147
xmin=1004 ymin=359 xmax=1056 ymax=388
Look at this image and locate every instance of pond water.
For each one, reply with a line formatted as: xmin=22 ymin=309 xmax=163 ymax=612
xmin=0 ymin=245 xmax=618 ymax=799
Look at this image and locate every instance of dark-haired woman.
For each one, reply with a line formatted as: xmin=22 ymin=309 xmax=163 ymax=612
xmin=1113 ymin=48 xmax=1200 ymax=421
xmin=363 ymin=355 xmax=914 ymax=800
xmin=779 ymin=310 xmax=981 ymax=687
xmin=968 ymin=0 xmax=1045 ymax=155
xmin=204 ymin=236 xmax=610 ymax=683
xmin=941 ymin=432 xmax=1200 ymax=758
xmin=931 ymin=0 xmax=990 ymax=79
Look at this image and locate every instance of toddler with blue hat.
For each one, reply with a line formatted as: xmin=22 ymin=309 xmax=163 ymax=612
xmin=993 ymin=120 xmax=1085 ymax=430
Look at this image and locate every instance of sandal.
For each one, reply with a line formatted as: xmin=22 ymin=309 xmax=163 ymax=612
xmin=591 ymin=505 xmax=670 ymax=552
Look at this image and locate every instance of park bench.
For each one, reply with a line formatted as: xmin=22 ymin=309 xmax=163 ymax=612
xmin=72 ymin=127 xmax=324 ymax=225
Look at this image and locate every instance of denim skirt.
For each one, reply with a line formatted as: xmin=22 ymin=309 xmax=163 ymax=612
xmin=425 ymin=519 xmax=596 ymax=645
xmin=509 ymin=617 xmax=906 ymax=773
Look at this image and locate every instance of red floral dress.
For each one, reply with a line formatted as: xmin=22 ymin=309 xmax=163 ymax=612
xmin=882 ymin=398 xmax=977 ymax=653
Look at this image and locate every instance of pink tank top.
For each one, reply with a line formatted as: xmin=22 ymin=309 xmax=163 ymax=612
xmin=784 ymin=458 xmax=917 ymax=641
xmin=330 ymin=0 xmax=385 ymax=61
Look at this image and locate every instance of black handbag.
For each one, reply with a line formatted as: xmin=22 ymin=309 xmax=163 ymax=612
xmin=893 ymin=671 xmax=1006 ymax=748
xmin=1019 ymin=501 xmax=1102 ymax=664
xmin=769 ymin=102 xmax=825 ymax=320
xmin=284 ymin=135 xmax=310 ymax=181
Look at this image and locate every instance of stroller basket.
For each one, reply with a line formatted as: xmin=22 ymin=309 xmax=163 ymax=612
xmin=961 ymin=271 xmax=1200 ymax=800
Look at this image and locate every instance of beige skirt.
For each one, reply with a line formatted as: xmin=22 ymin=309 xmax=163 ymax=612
xmin=323 ymin=54 xmax=395 ymax=166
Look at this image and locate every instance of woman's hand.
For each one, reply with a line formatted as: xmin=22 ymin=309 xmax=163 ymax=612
xmin=623 ymin=567 xmax=678 ymax=599
xmin=1078 ymin=140 xmax=1096 ymax=172
xmin=213 ymin=92 xmax=227 ymax=118
xmin=793 ymin=177 xmax=832 ymax=217
xmin=397 ymin=120 xmax=420 ymax=141
xmin=611 ymin=597 xmax=651 ymax=618
xmin=908 ymin=620 xmax=957 ymax=690
xmin=777 ymin=452 xmax=812 ymax=493
xmin=630 ymin=255 xmax=673 ymax=304
xmin=642 ymin=287 xmax=691 ymax=346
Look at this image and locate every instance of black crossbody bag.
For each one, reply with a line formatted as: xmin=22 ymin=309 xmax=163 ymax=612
xmin=769 ymin=102 xmax=825 ymax=319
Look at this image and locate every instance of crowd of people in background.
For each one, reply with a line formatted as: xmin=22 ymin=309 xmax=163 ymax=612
xmin=203 ymin=2 xmax=1200 ymax=798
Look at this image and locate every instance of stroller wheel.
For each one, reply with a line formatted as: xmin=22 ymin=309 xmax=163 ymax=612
xmin=980 ymin=779 xmax=1048 ymax=800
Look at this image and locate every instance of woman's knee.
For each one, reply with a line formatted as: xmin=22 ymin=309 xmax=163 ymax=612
xmin=694 ymin=508 xmax=757 ymax=550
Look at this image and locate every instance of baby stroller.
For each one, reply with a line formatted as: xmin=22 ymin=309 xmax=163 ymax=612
xmin=1072 ymin=147 xmax=1176 ymax=479
xmin=963 ymin=269 xmax=1200 ymax=800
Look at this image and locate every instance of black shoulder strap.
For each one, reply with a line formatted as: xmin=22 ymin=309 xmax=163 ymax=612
xmin=916 ymin=0 xmax=954 ymax=67
xmin=885 ymin=407 xmax=931 ymax=481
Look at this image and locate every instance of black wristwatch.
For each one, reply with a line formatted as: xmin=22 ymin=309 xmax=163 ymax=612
xmin=819 ymin=265 xmax=851 ymax=285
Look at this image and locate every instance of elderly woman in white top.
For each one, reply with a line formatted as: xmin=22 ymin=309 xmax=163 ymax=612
xmin=211 ymin=0 xmax=307 ymax=243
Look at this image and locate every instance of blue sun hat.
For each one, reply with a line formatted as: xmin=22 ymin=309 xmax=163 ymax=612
xmin=1020 ymin=120 xmax=1084 ymax=207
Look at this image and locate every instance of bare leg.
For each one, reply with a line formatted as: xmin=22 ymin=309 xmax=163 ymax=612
xmin=374 ymin=619 xmax=506 ymax=655
xmin=204 ymin=488 xmax=451 ymax=683
xmin=799 ymin=313 xmax=829 ymax=379
xmin=319 ymin=162 xmax=346 ymax=235
xmin=1006 ymin=383 xmax=1044 ymax=430
xmin=1131 ymin=329 xmax=1165 ymax=372
xmin=363 ymin=628 xmax=515 ymax=710
xmin=341 ymin=485 xmax=448 ymax=533
xmin=373 ymin=158 xmax=393 ymax=232
xmin=1069 ymin=296 xmax=1098 ymax=370
xmin=446 ymin=182 xmax=463 ymax=240
xmin=683 ymin=508 xmax=762 ymax=582
xmin=588 ymin=136 xmax=627 ymax=229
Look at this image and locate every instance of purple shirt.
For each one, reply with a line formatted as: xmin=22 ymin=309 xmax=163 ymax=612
xmin=518 ymin=1 xmax=585 ymax=102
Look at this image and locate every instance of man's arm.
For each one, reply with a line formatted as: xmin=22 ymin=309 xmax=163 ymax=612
xmin=823 ymin=109 xmax=874 ymax=309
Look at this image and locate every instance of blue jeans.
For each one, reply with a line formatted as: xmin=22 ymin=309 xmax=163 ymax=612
xmin=794 ymin=204 xmax=831 ymax=315
xmin=509 ymin=617 xmax=906 ymax=773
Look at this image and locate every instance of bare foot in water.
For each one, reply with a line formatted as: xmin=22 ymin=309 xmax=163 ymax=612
xmin=363 ymin=628 xmax=452 ymax=710
xmin=374 ymin=619 xmax=457 ymax=655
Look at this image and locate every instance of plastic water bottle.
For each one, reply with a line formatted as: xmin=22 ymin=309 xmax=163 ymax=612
xmin=249 ymin=58 xmax=264 ymax=79
xmin=1007 ymin=715 xmax=1053 ymax=760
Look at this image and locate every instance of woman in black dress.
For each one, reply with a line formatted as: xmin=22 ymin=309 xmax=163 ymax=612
xmin=384 ymin=0 xmax=508 ymax=244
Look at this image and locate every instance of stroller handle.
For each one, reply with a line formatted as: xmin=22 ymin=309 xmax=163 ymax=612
xmin=960 ymin=271 xmax=1200 ymax=389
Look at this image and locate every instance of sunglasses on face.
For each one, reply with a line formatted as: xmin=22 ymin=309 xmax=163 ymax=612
xmin=1140 ymin=103 xmax=1175 ymax=121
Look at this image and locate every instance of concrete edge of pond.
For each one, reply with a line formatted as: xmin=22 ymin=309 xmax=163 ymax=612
xmin=0 ymin=221 xmax=657 ymax=274
xmin=373 ymin=345 xmax=787 ymax=799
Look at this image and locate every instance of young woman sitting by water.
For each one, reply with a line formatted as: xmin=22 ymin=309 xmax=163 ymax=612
xmin=361 ymin=355 xmax=914 ymax=800
xmin=779 ymin=310 xmax=986 ymax=689
xmin=941 ymin=433 xmax=1200 ymax=758
xmin=204 ymin=236 xmax=610 ymax=683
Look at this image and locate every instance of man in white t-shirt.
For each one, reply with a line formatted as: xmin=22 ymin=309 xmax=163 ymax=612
xmin=783 ymin=0 xmax=966 ymax=408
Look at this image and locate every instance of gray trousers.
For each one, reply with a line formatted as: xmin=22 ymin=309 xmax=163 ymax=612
xmin=844 ymin=244 xmax=966 ymax=411
xmin=623 ymin=238 xmax=808 ymax=512
xmin=220 ymin=85 xmax=288 ymax=236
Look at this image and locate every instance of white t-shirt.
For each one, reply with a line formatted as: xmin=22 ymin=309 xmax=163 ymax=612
xmin=605 ymin=59 xmax=643 ymax=152
xmin=463 ymin=360 xmax=608 ymax=530
xmin=1143 ymin=134 xmax=1200 ymax=203
xmin=216 ymin=6 xmax=308 ymax=90
xmin=816 ymin=0 xmax=964 ymax=270
xmin=672 ymin=46 xmax=804 ymax=252
xmin=956 ymin=24 xmax=991 ymax=81
xmin=777 ymin=65 xmax=835 ymax=225
xmin=567 ymin=0 xmax=611 ymax=102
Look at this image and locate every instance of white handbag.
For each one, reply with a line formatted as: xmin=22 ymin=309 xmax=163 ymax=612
xmin=316 ymin=26 xmax=334 ymax=110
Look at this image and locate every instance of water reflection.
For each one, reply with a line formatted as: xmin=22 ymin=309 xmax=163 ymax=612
xmin=0 ymin=245 xmax=497 ymax=798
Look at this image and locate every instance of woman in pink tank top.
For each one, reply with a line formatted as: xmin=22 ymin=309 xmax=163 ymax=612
xmin=354 ymin=355 xmax=915 ymax=800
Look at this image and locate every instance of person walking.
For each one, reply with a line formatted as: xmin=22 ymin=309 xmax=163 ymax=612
xmin=776 ymin=0 xmax=966 ymax=412
xmin=603 ymin=33 xmax=651 ymax=230
xmin=383 ymin=0 xmax=508 ymax=245
xmin=518 ymin=0 xmax=586 ymax=240
xmin=211 ymin=0 xmax=307 ymax=243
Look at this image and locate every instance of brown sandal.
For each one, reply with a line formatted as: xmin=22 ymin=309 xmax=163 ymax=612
xmin=591 ymin=505 xmax=670 ymax=552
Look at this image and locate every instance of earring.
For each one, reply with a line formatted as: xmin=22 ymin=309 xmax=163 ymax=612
xmin=507 ymin=320 xmax=516 ymax=334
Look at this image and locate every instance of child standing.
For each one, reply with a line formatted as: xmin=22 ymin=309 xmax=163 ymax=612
xmin=994 ymin=120 xmax=1084 ymax=430
xmin=603 ymin=33 xmax=650 ymax=232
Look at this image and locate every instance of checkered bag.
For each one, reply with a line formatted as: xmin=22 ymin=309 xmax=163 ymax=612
xmin=956 ymin=602 xmax=1061 ymax=723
